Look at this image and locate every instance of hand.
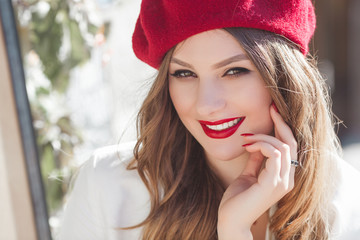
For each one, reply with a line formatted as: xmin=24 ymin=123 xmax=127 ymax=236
xmin=217 ymin=104 xmax=298 ymax=240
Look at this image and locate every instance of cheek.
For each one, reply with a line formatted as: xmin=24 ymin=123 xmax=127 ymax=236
xmin=169 ymin=81 xmax=193 ymax=118
xmin=238 ymin=86 xmax=273 ymax=133
xmin=248 ymin=107 xmax=273 ymax=134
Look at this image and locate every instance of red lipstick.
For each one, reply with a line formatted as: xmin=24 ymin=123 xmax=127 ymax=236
xmin=199 ymin=117 xmax=245 ymax=139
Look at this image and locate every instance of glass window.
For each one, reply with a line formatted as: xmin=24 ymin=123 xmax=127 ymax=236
xmin=10 ymin=0 xmax=154 ymax=238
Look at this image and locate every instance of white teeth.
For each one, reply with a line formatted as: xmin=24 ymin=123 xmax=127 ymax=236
xmin=206 ymin=118 xmax=241 ymax=131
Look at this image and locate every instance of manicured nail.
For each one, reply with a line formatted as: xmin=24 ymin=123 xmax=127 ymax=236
xmin=272 ymin=101 xmax=279 ymax=113
xmin=241 ymin=133 xmax=254 ymax=137
xmin=242 ymin=143 xmax=254 ymax=147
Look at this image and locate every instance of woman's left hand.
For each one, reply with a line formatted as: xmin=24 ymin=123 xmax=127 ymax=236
xmin=217 ymin=104 xmax=298 ymax=239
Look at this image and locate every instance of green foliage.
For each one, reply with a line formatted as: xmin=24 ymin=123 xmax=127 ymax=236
xmin=30 ymin=7 xmax=65 ymax=89
xmin=40 ymin=143 xmax=63 ymax=212
xmin=14 ymin=0 xmax=103 ymax=216
xmin=27 ymin=0 xmax=94 ymax=92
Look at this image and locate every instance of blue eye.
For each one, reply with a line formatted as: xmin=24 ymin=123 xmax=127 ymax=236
xmin=170 ymin=70 xmax=197 ymax=78
xmin=223 ymin=67 xmax=250 ymax=77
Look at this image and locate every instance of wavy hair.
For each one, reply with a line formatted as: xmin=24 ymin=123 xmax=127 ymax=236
xmin=126 ymin=28 xmax=340 ymax=240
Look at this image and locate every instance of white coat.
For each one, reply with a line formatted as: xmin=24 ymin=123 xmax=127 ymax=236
xmin=57 ymin=142 xmax=360 ymax=240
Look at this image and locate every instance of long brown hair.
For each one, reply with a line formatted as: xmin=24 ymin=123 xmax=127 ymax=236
xmin=126 ymin=28 xmax=340 ymax=239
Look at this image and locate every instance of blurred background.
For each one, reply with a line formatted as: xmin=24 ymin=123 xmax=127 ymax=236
xmin=8 ymin=0 xmax=360 ymax=238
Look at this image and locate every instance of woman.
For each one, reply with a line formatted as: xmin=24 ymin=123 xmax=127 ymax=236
xmin=58 ymin=0 xmax=360 ymax=239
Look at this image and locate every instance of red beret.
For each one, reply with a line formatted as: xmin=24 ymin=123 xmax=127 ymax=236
xmin=132 ymin=0 xmax=316 ymax=69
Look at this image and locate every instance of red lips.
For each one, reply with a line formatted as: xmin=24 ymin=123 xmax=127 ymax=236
xmin=199 ymin=117 xmax=245 ymax=139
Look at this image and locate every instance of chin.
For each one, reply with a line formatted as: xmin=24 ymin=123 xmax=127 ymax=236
xmin=204 ymin=144 xmax=247 ymax=162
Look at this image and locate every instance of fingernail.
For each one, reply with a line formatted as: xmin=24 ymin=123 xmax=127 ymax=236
xmin=242 ymin=143 xmax=254 ymax=147
xmin=272 ymin=101 xmax=279 ymax=113
xmin=241 ymin=133 xmax=254 ymax=136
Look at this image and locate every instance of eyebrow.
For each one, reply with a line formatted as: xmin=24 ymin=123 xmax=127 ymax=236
xmin=170 ymin=54 xmax=249 ymax=70
xmin=170 ymin=58 xmax=194 ymax=69
xmin=212 ymin=54 xmax=249 ymax=69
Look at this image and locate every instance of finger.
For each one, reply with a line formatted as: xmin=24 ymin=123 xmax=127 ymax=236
xmin=289 ymin=164 xmax=296 ymax=189
xmin=244 ymin=142 xmax=281 ymax=181
xmin=274 ymin=124 xmax=280 ymax=140
xmin=243 ymin=134 xmax=291 ymax=178
xmin=241 ymin=151 xmax=264 ymax=177
xmin=270 ymin=105 xmax=298 ymax=159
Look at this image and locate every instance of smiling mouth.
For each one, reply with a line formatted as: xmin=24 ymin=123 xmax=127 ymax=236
xmin=205 ymin=118 xmax=242 ymax=131
xmin=199 ymin=117 xmax=245 ymax=139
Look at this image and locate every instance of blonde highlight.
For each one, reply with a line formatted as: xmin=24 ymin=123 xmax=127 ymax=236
xmin=225 ymin=28 xmax=339 ymax=240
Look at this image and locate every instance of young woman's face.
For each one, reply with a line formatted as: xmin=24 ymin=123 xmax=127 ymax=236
xmin=168 ymin=29 xmax=273 ymax=162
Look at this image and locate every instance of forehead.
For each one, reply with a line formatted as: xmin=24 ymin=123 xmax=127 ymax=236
xmin=172 ymin=29 xmax=246 ymax=61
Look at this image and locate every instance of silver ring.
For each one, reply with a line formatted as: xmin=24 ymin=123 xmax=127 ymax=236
xmin=291 ymin=159 xmax=299 ymax=167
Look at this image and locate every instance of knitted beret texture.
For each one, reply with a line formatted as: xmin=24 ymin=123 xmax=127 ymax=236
xmin=132 ymin=0 xmax=316 ymax=69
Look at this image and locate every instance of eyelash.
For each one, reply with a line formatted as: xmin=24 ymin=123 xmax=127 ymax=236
xmin=170 ymin=70 xmax=197 ymax=78
xmin=169 ymin=67 xmax=250 ymax=79
xmin=223 ymin=67 xmax=250 ymax=77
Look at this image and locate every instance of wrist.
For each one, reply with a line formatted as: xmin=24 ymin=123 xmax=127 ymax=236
xmin=218 ymin=231 xmax=253 ymax=240
xmin=217 ymin=224 xmax=253 ymax=240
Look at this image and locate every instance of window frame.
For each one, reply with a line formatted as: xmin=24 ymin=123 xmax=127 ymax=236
xmin=0 ymin=1 xmax=51 ymax=239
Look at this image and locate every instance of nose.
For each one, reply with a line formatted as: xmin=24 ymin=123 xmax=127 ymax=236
xmin=196 ymin=78 xmax=226 ymax=116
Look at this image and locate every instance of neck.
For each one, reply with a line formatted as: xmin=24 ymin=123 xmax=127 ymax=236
xmin=205 ymin=151 xmax=250 ymax=188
